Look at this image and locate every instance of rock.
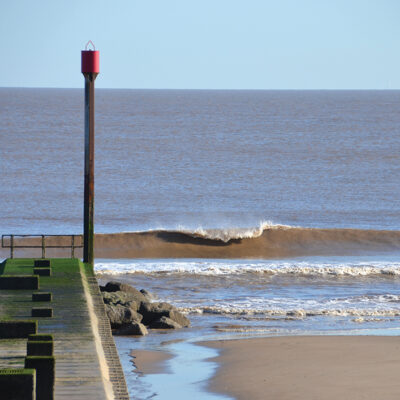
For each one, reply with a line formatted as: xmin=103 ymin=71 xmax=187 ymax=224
xmin=149 ymin=317 xmax=182 ymax=329
xmin=101 ymin=283 xmax=191 ymax=330
xmin=104 ymin=281 xmax=146 ymax=298
xmin=124 ymin=300 xmax=139 ymax=311
xmin=115 ymin=322 xmax=148 ymax=336
xmin=103 ymin=282 xmax=147 ymax=304
xmin=102 ymin=291 xmax=141 ymax=311
xmin=99 ymin=285 xmax=106 ymax=292
xmin=139 ymin=302 xmax=190 ymax=327
xmin=105 ymin=304 xmax=143 ymax=328
xmin=140 ymin=289 xmax=155 ymax=301
xmin=102 ymin=291 xmax=122 ymax=304
xmin=139 ymin=302 xmax=175 ymax=325
xmin=104 ymin=281 xmax=129 ymax=292
xmin=167 ymin=310 xmax=191 ymax=328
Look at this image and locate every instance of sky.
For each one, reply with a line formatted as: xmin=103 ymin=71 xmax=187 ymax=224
xmin=1 ymin=0 xmax=399 ymax=89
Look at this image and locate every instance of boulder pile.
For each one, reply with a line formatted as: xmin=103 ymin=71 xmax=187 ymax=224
xmin=100 ymin=281 xmax=190 ymax=336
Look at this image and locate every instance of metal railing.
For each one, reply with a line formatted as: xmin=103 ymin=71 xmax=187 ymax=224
xmin=1 ymin=234 xmax=83 ymax=259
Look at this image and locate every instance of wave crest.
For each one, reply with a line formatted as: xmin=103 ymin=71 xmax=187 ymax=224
xmin=180 ymin=306 xmax=400 ymax=318
xmin=183 ymin=221 xmax=292 ymax=242
xmin=95 ymin=261 xmax=400 ymax=277
xmin=7 ymin=223 xmax=400 ymax=259
xmin=92 ymin=225 xmax=400 ymax=259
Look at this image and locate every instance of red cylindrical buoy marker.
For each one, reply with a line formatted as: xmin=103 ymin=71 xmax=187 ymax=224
xmin=81 ymin=50 xmax=100 ymax=73
xmin=82 ymin=40 xmax=99 ymax=73
xmin=82 ymin=41 xmax=99 ymax=266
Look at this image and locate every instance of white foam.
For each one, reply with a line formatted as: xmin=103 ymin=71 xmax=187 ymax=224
xmin=179 ymin=305 xmax=400 ymax=318
xmin=160 ymin=292 xmax=400 ymax=321
xmin=185 ymin=220 xmax=292 ymax=242
xmin=95 ymin=260 xmax=400 ymax=277
xmin=95 ymin=259 xmax=400 ymax=323
xmin=161 ymin=292 xmax=400 ymax=321
xmin=117 ymin=220 xmax=293 ymax=242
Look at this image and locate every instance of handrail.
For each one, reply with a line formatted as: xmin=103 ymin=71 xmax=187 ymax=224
xmin=1 ymin=234 xmax=83 ymax=259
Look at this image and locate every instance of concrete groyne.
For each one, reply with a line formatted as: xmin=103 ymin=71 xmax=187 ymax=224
xmin=0 ymin=258 xmax=129 ymax=400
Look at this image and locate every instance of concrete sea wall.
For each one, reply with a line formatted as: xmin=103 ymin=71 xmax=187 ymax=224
xmin=0 ymin=258 xmax=129 ymax=400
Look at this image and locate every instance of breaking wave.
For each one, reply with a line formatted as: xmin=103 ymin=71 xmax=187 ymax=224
xmin=95 ymin=260 xmax=400 ymax=277
xmin=92 ymin=223 xmax=400 ymax=259
xmin=180 ymin=306 xmax=400 ymax=319
xmin=167 ymin=291 xmax=400 ymax=316
xmin=5 ymin=222 xmax=400 ymax=259
xmin=180 ymin=221 xmax=291 ymax=242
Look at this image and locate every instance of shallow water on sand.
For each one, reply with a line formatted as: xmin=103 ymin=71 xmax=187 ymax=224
xmin=115 ymin=323 xmax=400 ymax=400
xmin=98 ymin=254 xmax=400 ymax=399
xmin=116 ymin=337 xmax=232 ymax=400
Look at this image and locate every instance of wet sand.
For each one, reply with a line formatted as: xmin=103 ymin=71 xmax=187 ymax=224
xmin=202 ymin=336 xmax=400 ymax=400
xmin=130 ymin=349 xmax=173 ymax=374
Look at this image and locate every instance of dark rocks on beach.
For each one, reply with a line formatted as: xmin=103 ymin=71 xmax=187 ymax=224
xmin=140 ymin=289 xmax=155 ymax=301
xmin=105 ymin=304 xmax=143 ymax=328
xmin=101 ymin=281 xmax=190 ymax=336
xmin=149 ymin=316 xmax=182 ymax=329
xmin=103 ymin=281 xmax=131 ymax=292
xmin=102 ymin=291 xmax=141 ymax=311
xmin=114 ymin=322 xmax=148 ymax=336
xmin=139 ymin=302 xmax=174 ymax=325
xmin=103 ymin=282 xmax=147 ymax=303
xmin=168 ymin=310 xmax=190 ymax=327
xmin=139 ymin=302 xmax=191 ymax=327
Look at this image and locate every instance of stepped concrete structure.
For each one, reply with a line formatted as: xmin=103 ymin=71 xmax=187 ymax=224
xmin=0 ymin=258 xmax=129 ymax=400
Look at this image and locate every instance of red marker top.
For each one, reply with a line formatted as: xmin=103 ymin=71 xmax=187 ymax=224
xmin=82 ymin=41 xmax=100 ymax=74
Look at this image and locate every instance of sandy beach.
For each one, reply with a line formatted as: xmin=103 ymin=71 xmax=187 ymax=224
xmin=130 ymin=349 xmax=173 ymax=374
xmin=202 ymin=336 xmax=400 ymax=400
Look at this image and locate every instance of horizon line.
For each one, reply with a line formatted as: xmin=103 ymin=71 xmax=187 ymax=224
xmin=0 ymin=86 xmax=399 ymax=91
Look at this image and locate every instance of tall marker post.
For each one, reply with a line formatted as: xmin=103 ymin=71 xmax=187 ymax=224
xmin=81 ymin=41 xmax=99 ymax=265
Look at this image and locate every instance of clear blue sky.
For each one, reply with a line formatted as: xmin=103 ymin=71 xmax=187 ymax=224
xmin=1 ymin=0 xmax=399 ymax=89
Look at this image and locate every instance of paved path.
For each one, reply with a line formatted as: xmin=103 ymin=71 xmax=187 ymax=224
xmin=0 ymin=258 xmax=129 ymax=400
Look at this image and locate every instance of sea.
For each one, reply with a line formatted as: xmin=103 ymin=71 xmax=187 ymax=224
xmin=1 ymin=88 xmax=400 ymax=399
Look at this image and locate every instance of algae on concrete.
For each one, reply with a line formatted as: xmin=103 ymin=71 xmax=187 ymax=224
xmin=0 ymin=368 xmax=36 ymax=400
xmin=0 ymin=258 xmax=129 ymax=399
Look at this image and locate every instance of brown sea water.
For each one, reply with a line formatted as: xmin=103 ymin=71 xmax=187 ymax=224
xmin=1 ymin=89 xmax=400 ymax=237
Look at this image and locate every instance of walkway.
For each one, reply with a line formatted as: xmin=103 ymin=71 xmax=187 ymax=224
xmin=0 ymin=258 xmax=129 ymax=400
